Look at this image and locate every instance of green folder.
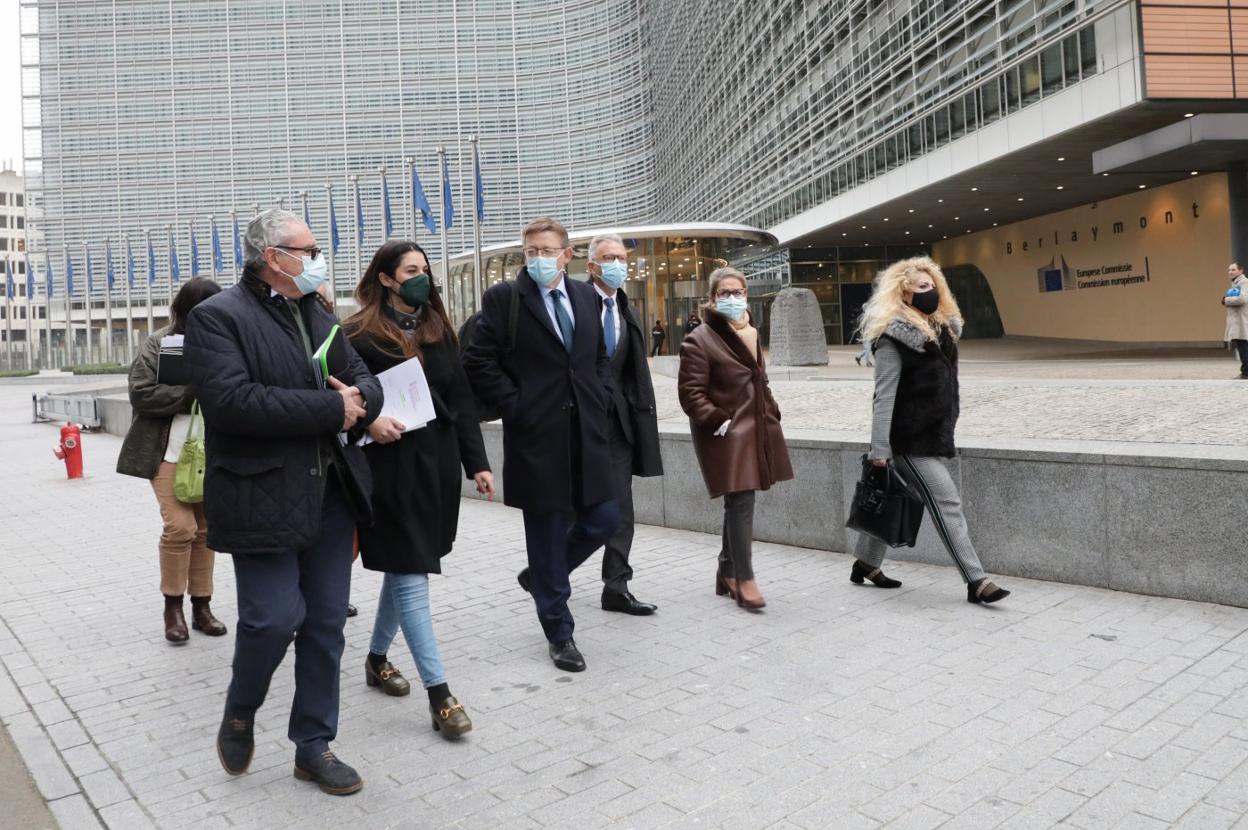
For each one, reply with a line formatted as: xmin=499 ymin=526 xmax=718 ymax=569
xmin=313 ymin=324 xmax=349 ymax=387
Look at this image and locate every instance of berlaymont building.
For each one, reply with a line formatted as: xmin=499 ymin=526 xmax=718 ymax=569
xmin=17 ymin=0 xmax=1248 ymax=358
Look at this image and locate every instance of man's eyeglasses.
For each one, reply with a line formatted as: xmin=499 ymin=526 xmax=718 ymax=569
xmin=523 ymin=247 xmax=565 ymax=258
xmin=274 ymin=244 xmax=322 ymax=261
xmin=595 ymin=255 xmax=628 ymax=265
xmin=715 ymin=289 xmax=747 ymax=299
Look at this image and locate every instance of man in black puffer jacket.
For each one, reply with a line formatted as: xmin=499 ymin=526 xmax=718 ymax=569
xmin=185 ymin=209 xmax=382 ymax=797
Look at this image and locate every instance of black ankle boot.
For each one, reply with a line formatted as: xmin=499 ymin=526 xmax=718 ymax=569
xmin=850 ymin=559 xmax=902 ymax=588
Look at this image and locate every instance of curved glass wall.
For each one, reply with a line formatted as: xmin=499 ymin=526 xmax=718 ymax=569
xmin=447 ymin=224 xmax=783 ymax=345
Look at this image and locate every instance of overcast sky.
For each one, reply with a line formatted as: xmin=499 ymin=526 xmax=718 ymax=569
xmin=2 ymin=1 xmax=24 ymax=173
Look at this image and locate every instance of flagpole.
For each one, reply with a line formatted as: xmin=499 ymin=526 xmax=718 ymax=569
xmin=61 ymin=246 xmax=72 ymax=367
xmin=104 ymin=245 xmax=114 ymax=364
xmin=300 ymin=190 xmax=309 ymax=228
xmin=470 ymin=134 xmax=485 ymax=310
xmin=145 ymin=229 xmax=154 ymax=337
xmin=4 ymin=259 xmax=12 ymax=372
xmin=82 ymin=242 xmax=93 ymax=364
xmin=43 ymin=256 xmax=52 ymax=370
xmin=229 ymin=209 xmax=240 ymax=286
xmin=405 ymin=157 xmax=415 ymax=239
xmin=350 ymin=174 xmax=362 ymax=295
xmin=436 ymin=145 xmax=454 ymax=322
xmin=166 ymin=224 xmax=176 ymax=323
xmin=379 ymin=166 xmax=387 ymax=241
xmin=325 ymin=181 xmax=336 ymax=298
xmin=253 ymin=202 xmax=260 ymax=218
xmin=124 ymin=234 xmax=135 ymax=365
xmin=25 ymin=262 xmax=34 ymax=371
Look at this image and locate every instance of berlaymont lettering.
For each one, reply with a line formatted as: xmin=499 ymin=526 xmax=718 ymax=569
xmin=932 ymin=173 xmax=1231 ymax=342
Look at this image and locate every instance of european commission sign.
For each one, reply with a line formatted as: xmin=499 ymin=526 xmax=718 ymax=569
xmin=1037 ymin=256 xmax=1151 ymax=293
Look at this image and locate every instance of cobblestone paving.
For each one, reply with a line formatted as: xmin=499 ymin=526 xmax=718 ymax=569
xmin=4 ymin=382 xmax=1248 ymax=829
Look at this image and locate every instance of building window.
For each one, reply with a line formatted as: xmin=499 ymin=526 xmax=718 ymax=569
xmin=0 ymin=193 xmax=6 ymax=206
xmin=15 ymin=195 xmax=23 ymax=207
xmin=0 ymin=239 xmax=7 ymax=251
xmin=0 ymin=216 xmax=7 ymax=228
xmin=16 ymin=217 xmax=23 ymax=229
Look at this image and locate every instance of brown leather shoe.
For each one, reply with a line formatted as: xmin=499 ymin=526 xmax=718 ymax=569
xmin=163 ymin=595 xmax=189 ymax=644
xmin=735 ymin=580 xmax=766 ymax=611
xmin=364 ymin=658 xmax=411 ymax=697
xmin=430 ymin=696 xmax=472 ymax=738
xmin=190 ymin=596 xmax=228 ymax=636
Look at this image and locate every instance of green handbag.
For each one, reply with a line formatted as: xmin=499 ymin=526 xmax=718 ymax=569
xmin=173 ymin=401 xmax=206 ymax=504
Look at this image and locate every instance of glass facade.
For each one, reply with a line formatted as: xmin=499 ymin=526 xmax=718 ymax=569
xmin=645 ymin=0 xmax=1122 ymax=230
xmin=447 ymin=224 xmax=778 ymax=348
xmin=20 ymin=0 xmax=654 ymax=305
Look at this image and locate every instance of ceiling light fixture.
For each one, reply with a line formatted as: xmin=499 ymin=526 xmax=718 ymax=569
xmin=1057 ymin=157 xmax=1065 ymax=162
xmin=971 ymin=186 xmax=978 ymax=191
xmin=1057 ymin=185 xmax=1064 ymax=190
xmin=1138 ymin=184 xmax=1146 ymax=189
xmin=1184 ymin=112 xmax=1195 ymax=118
xmin=1191 ymin=171 xmax=1199 ymax=176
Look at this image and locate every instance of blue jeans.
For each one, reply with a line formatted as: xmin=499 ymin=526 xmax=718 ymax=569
xmin=226 ymin=475 xmax=353 ymax=760
xmin=368 ymin=573 xmax=446 ymax=689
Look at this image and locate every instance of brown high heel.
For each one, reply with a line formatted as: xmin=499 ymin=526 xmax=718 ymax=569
xmin=715 ymin=574 xmax=738 ymax=599
xmin=735 ymin=580 xmax=766 ymax=611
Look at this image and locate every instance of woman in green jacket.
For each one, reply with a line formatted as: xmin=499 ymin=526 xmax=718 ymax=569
xmin=117 ymin=278 xmax=225 ymax=643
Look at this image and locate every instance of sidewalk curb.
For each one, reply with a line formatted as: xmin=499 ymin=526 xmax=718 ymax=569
xmin=0 ymin=616 xmax=152 ymax=829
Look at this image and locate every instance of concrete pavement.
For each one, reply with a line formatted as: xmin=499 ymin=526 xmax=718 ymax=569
xmin=4 ymin=377 xmax=1248 ymax=828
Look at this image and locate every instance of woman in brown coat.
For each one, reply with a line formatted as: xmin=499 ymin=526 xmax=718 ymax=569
xmin=678 ymin=267 xmax=793 ymax=610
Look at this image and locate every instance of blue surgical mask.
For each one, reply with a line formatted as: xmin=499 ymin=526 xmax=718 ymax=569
xmin=598 ymin=260 xmax=628 ymax=290
xmin=277 ymin=250 xmax=329 ymax=296
xmin=717 ymin=296 xmax=748 ymax=321
xmin=527 ymin=257 xmax=561 ymax=287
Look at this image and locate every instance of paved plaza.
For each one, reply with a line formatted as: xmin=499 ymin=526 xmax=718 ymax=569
xmin=2 ymin=353 xmax=1248 ymax=829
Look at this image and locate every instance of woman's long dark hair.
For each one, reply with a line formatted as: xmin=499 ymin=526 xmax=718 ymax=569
xmin=169 ymin=278 xmax=222 ymax=334
xmin=342 ymin=240 xmax=454 ymax=361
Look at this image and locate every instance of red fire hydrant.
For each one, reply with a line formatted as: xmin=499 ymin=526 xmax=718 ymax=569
xmin=53 ymin=423 xmax=84 ymax=479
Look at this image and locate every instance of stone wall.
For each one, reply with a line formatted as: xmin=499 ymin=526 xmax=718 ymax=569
xmin=462 ymin=423 xmax=1248 ymax=609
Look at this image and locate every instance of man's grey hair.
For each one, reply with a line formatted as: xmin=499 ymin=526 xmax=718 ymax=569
xmin=587 ymin=233 xmax=626 ymax=262
xmin=244 ymin=209 xmax=304 ymax=266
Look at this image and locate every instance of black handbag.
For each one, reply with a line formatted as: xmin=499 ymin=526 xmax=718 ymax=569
xmin=845 ymin=455 xmax=925 ymax=548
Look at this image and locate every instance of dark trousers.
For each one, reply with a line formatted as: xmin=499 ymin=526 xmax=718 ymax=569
xmin=650 ymin=338 xmax=664 ymax=357
xmin=717 ymin=491 xmax=756 ymax=581
xmin=522 ymin=499 xmax=621 ymax=643
xmin=225 ymin=474 xmax=354 ymax=760
xmin=602 ymin=421 xmax=636 ymax=594
xmin=1233 ymin=339 xmax=1248 ymax=375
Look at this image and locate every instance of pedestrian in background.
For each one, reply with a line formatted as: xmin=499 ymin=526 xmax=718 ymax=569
xmin=186 ymin=209 xmax=382 ymax=796
xmin=462 ymin=216 xmax=619 ymax=673
xmin=650 ymin=319 xmax=666 ymax=356
xmin=852 ymin=257 xmax=1010 ymax=605
xmin=117 ymin=277 xmax=227 ymax=644
xmin=678 ymin=267 xmax=792 ymax=611
xmin=683 ymin=311 xmax=701 ymax=338
xmin=1222 ymin=261 xmax=1248 ymax=378
xmin=343 ymin=240 xmax=493 ymax=738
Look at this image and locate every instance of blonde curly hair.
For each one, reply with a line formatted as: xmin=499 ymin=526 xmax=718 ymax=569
xmin=857 ymin=256 xmax=962 ymax=344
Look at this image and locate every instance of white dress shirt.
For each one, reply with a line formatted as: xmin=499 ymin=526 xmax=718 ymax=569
xmin=541 ymin=275 xmax=576 ymax=344
xmin=593 ymin=283 xmax=624 ymax=347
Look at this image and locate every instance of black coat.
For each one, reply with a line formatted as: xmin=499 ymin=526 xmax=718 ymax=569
xmin=878 ymin=319 xmax=960 ymax=458
xmin=597 ymin=288 xmax=663 ymax=477
xmin=351 ymin=327 xmax=490 ymax=574
xmin=462 ymin=268 xmax=614 ymax=512
xmin=184 ymin=270 xmax=383 ymax=555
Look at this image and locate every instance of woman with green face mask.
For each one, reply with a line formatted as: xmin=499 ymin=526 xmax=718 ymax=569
xmin=342 ymin=241 xmax=495 ymax=739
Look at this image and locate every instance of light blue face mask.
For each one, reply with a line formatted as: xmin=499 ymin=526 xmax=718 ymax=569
xmin=527 ymin=257 xmax=562 ymax=287
xmin=716 ymin=296 xmax=748 ymax=321
xmin=277 ymin=250 xmax=329 ymax=296
xmin=597 ymin=260 xmax=628 ymax=290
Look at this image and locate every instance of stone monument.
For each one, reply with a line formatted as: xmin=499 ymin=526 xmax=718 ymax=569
xmin=767 ymin=287 xmax=829 ymax=366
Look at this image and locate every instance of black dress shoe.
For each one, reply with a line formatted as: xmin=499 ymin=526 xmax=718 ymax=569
xmin=346 ymin=603 xmax=358 ymax=617
xmin=517 ymin=568 xmax=532 ymax=594
xmin=548 ymin=639 xmax=586 ymax=672
xmin=601 ymin=590 xmax=657 ymax=616
xmin=216 ymin=711 xmax=254 ymax=775
xmin=293 ymin=750 xmax=363 ymax=796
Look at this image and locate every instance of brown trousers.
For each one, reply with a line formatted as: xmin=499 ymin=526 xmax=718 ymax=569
xmin=150 ymin=462 xmax=214 ymax=597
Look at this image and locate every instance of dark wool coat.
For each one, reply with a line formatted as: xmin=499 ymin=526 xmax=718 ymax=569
xmin=598 ymin=287 xmax=663 ymax=478
xmin=184 ymin=270 xmax=382 ymax=555
xmin=116 ymin=327 xmax=193 ymax=480
xmin=461 ymin=268 xmax=615 ymax=512
xmin=351 ymin=326 xmax=490 ymax=575
xmin=876 ymin=317 xmax=961 ymax=459
xmin=677 ymin=309 xmax=794 ymax=499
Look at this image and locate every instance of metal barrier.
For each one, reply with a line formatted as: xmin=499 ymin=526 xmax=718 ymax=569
xmin=33 ymin=392 xmax=101 ymax=429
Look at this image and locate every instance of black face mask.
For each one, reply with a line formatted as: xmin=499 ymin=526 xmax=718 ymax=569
xmin=910 ymin=288 xmax=939 ymax=315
